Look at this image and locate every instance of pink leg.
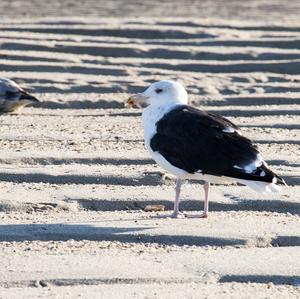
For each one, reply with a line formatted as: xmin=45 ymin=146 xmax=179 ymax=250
xmin=151 ymin=178 xmax=184 ymax=219
xmin=172 ymin=178 xmax=184 ymax=218
xmin=202 ymin=182 xmax=210 ymax=218
xmin=185 ymin=182 xmax=210 ymax=218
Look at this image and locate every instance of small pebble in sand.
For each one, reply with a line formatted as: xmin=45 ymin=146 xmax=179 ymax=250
xmin=144 ymin=205 xmax=165 ymax=212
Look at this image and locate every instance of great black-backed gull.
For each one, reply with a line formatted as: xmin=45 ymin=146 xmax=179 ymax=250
xmin=0 ymin=78 xmax=39 ymax=113
xmin=127 ymin=80 xmax=286 ymax=218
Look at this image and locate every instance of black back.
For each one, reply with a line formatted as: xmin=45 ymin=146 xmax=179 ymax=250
xmin=150 ymin=105 xmax=281 ymax=183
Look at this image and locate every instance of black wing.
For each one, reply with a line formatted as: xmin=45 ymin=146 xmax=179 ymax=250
xmin=5 ymin=90 xmax=39 ymax=102
xmin=150 ymin=105 xmax=279 ymax=183
xmin=4 ymin=90 xmax=20 ymax=100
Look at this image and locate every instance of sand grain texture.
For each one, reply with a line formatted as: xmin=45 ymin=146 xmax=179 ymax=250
xmin=0 ymin=1 xmax=299 ymax=298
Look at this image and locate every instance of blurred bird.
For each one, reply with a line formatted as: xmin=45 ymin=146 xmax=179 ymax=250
xmin=0 ymin=78 xmax=40 ymax=113
xmin=127 ymin=80 xmax=286 ymax=218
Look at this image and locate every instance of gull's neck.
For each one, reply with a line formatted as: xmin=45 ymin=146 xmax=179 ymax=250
xmin=143 ymin=102 xmax=182 ymax=119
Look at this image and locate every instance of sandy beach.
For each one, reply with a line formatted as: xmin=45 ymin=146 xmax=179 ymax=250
xmin=0 ymin=0 xmax=299 ymax=298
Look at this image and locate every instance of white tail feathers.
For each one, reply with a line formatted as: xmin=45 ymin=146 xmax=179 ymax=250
xmin=238 ymin=179 xmax=282 ymax=193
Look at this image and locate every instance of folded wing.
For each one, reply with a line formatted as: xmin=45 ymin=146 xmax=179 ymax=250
xmin=150 ymin=105 xmax=284 ymax=184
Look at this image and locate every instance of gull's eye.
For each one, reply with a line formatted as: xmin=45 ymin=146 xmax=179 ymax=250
xmin=155 ymin=88 xmax=163 ymax=94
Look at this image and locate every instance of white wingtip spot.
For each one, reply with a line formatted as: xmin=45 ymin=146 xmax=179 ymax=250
xmin=234 ymin=154 xmax=263 ymax=174
xmin=222 ymin=127 xmax=235 ymax=133
xmin=233 ymin=165 xmax=243 ymax=170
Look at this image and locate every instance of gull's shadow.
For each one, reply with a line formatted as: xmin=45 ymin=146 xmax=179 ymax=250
xmin=65 ymin=197 xmax=300 ymax=215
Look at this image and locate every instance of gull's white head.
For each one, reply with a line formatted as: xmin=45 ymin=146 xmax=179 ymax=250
xmin=127 ymin=80 xmax=188 ymax=108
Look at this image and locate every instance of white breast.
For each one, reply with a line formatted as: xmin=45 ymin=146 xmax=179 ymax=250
xmin=142 ymin=104 xmax=190 ymax=178
xmin=142 ymin=103 xmax=182 ymax=149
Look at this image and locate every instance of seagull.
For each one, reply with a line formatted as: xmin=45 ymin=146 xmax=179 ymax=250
xmin=127 ymin=80 xmax=286 ymax=218
xmin=0 ymin=78 xmax=40 ymax=113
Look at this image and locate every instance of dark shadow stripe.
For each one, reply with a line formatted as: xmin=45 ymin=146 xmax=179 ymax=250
xmin=0 ymin=223 xmax=244 ymax=246
xmin=0 ymin=277 xmax=207 ymax=288
xmin=141 ymin=61 xmax=300 ymax=75
xmin=63 ymin=198 xmax=300 ymax=215
xmin=219 ymin=275 xmax=300 ymax=286
xmin=0 ymin=157 xmax=154 ymax=166
xmin=0 ymin=172 xmax=297 ymax=188
xmin=253 ymin=140 xmax=300 ymax=145
xmin=271 ymin=236 xmax=300 ymax=247
xmin=0 ymin=173 xmax=161 ymax=186
xmin=35 ymin=100 xmax=124 ymax=109
xmin=206 ymin=109 xmax=300 ymax=117
xmin=3 ymin=47 xmax=300 ymax=61
xmin=205 ymin=97 xmax=300 ymax=107
xmin=0 ymin=27 xmax=215 ymax=39
xmin=0 ymin=63 xmax=128 ymax=76
xmin=241 ymin=124 xmax=300 ymax=130
xmin=156 ymin=22 xmax=300 ymax=32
